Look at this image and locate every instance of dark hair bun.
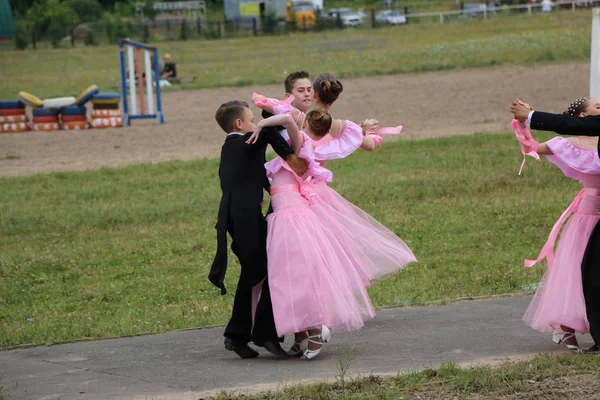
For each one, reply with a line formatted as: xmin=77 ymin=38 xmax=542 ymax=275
xmin=314 ymin=73 xmax=343 ymax=104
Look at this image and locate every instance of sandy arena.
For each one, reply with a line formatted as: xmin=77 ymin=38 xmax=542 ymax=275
xmin=0 ymin=61 xmax=590 ymax=178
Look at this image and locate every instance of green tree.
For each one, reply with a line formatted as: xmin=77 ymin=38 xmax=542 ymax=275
xmin=47 ymin=19 xmax=67 ymax=47
xmin=142 ymin=0 xmax=158 ymax=22
xmin=114 ymin=1 xmax=136 ymax=17
xmin=85 ymin=28 xmax=98 ymax=45
xmin=26 ymin=0 xmax=80 ymax=45
xmin=67 ymin=0 xmax=104 ymax=22
xmin=103 ymin=13 xmax=127 ymax=44
xmin=14 ymin=19 xmax=30 ymax=50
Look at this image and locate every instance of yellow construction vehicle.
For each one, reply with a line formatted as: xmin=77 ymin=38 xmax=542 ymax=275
xmin=285 ymin=0 xmax=316 ymax=29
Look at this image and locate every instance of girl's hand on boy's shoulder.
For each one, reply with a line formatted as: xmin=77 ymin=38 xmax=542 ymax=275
xmin=246 ymin=126 xmax=262 ymax=144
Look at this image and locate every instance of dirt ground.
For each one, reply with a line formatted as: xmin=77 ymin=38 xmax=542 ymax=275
xmin=0 ymin=61 xmax=591 ymax=178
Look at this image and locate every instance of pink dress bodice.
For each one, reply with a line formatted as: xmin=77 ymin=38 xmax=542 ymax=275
xmin=545 ymin=137 xmax=600 ymax=216
xmin=265 ymin=131 xmax=333 ymax=185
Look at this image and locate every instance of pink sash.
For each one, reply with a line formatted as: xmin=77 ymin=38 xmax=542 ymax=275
xmin=271 ymin=182 xmax=319 ymax=205
xmin=525 ymin=188 xmax=600 ymax=268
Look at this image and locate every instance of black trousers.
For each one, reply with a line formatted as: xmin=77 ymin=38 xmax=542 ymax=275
xmin=223 ymin=204 xmax=278 ymax=344
xmin=223 ymin=270 xmax=278 ymax=343
xmin=582 ymin=221 xmax=600 ymax=346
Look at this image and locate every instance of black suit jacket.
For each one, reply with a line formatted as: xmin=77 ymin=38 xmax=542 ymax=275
xmin=530 ymin=111 xmax=600 ymax=156
xmin=208 ymin=128 xmax=293 ymax=294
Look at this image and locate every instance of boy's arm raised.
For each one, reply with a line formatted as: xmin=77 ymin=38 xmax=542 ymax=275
xmin=248 ymin=116 xmax=308 ymax=176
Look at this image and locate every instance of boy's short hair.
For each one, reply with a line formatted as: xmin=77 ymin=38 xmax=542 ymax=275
xmin=215 ymin=100 xmax=249 ymax=133
xmin=284 ymin=71 xmax=310 ymax=94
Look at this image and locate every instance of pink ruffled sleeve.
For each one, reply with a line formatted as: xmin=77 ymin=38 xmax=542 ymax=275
xmin=266 ymin=132 xmax=333 ymax=183
xmin=545 ymin=137 xmax=600 ymax=180
xmin=313 ymin=120 xmax=364 ymax=161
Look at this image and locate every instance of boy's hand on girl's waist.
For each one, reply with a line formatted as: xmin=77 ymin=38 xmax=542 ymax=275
xmin=286 ymin=154 xmax=309 ymax=176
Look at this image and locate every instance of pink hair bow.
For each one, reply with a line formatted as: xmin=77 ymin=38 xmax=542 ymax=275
xmin=511 ymin=119 xmax=540 ymax=176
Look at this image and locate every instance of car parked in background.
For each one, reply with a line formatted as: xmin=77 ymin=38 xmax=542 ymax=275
xmin=375 ymin=9 xmax=407 ymax=25
xmin=327 ymin=7 xmax=363 ymax=27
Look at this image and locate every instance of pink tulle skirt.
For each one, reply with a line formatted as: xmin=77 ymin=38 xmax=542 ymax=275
xmin=306 ymin=180 xmax=417 ymax=284
xmin=267 ymin=184 xmax=376 ymax=336
xmin=523 ymin=208 xmax=600 ymax=334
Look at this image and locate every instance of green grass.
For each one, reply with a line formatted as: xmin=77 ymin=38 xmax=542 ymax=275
xmin=0 ymin=11 xmax=592 ymax=99
xmin=208 ymin=354 xmax=600 ymax=399
xmin=0 ymin=132 xmax=578 ymax=348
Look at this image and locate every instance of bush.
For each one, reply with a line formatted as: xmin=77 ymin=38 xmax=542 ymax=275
xmin=85 ymin=28 xmax=98 ymax=46
xmin=47 ymin=20 xmax=67 ymax=47
xmin=179 ymin=18 xmax=189 ymax=40
xmin=261 ymin=9 xmax=278 ymax=34
xmin=142 ymin=22 xmax=150 ymax=42
xmin=14 ymin=20 xmax=30 ymax=50
xmin=103 ymin=13 xmax=128 ymax=44
xmin=125 ymin=20 xmax=136 ymax=37
xmin=203 ymin=24 xmax=221 ymax=39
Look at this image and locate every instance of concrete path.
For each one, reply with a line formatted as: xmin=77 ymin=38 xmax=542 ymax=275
xmin=0 ymin=295 xmax=590 ymax=400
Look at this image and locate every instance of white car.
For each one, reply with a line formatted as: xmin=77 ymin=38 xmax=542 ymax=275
xmin=327 ymin=8 xmax=363 ymax=27
xmin=375 ymin=9 xmax=407 ymax=25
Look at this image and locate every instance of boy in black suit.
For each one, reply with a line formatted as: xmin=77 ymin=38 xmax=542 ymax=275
xmin=210 ymin=100 xmax=307 ymax=358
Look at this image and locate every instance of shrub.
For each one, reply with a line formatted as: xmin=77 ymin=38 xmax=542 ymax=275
xmin=14 ymin=20 xmax=30 ymax=50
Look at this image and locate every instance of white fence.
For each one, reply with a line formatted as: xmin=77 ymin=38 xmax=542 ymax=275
xmin=404 ymin=1 xmax=592 ymax=24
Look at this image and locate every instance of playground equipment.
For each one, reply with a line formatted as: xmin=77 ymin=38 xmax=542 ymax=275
xmin=118 ymin=39 xmax=165 ymax=126
xmin=1 ymin=86 xmax=123 ymax=134
xmin=0 ymin=101 xmax=29 ymax=133
xmin=91 ymin=93 xmax=123 ymax=128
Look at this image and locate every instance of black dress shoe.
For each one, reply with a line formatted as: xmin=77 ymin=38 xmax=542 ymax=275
xmin=587 ymin=344 xmax=600 ymax=354
xmin=255 ymin=340 xmax=289 ymax=358
xmin=224 ymin=337 xmax=259 ymax=359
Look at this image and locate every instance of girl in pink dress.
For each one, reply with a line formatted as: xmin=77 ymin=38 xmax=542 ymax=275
xmin=308 ymin=74 xmax=416 ymax=283
xmin=251 ymin=74 xmax=417 ymax=358
xmin=515 ymin=97 xmax=600 ymax=353
xmin=248 ymin=108 xmax=378 ymax=360
xmin=254 ymin=73 xmax=416 ymax=286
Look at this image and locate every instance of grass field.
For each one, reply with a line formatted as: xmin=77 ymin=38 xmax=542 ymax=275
xmin=208 ymin=354 xmax=600 ymax=399
xmin=0 ymin=131 xmax=580 ymax=348
xmin=0 ymin=11 xmax=592 ymax=99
